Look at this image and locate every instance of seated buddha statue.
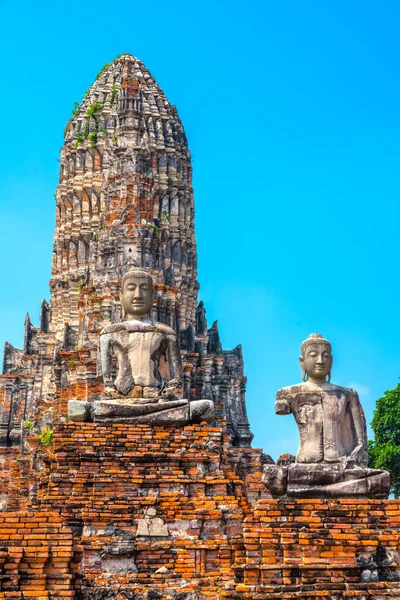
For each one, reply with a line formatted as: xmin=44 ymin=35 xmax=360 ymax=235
xmin=68 ymin=267 xmax=214 ymax=425
xmin=262 ymin=334 xmax=390 ymax=498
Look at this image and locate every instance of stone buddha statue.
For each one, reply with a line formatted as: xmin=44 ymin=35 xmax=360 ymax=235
xmin=68 ymin=268 xmax=214 ymax=425
xmin=262 ymin=334 xmax=390 ymax=498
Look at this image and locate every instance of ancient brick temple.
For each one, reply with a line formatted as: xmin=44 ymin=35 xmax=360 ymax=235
xmin=0 ymin=54 xmax=399 ymax=599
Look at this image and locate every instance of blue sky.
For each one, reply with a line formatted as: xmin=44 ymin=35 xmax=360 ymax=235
xmin=1 ymin=0 xmax=400 ymax=457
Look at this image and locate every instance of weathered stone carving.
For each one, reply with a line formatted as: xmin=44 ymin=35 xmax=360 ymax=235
xmin=68 ymin=268 xmax=214 ymax=425
xmin=263 ymin=333 xmax=390 ymax=498
xmin=135 ymin=508 xmax=169 ymax=537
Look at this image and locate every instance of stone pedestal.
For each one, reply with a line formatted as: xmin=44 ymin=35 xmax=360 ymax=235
xmin=229 ymin=497 xmax=400 ymax=599
xmin=68 ymin=397 xmax=215 ymax=424
xmin=263 ymin=461 xmax=391 ymax=498
xmin=31 ymin=422 xmax=264 ymax=599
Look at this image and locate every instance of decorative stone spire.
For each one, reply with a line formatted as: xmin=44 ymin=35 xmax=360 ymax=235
xmin=51 ymin=54 xmax=197 ymax=340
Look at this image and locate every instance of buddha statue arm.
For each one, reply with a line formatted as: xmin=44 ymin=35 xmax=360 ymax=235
xmin=168 ymin=334 xmax=183 ymax=384
xmin=100 ymin=332 xmax=114 ymax=392
xmin=275 ymin=389 xmax=292 ymax=415
xmin=346 ymin=390 xmax=367 ymax=465
xmin=160 ymin=334 xmax=183 ymax=399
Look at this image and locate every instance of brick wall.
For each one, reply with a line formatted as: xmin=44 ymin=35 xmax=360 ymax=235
xmin=0 ymin=422 xmax=399 ymax=598
xmin=0 ymin=510 xmax=76 ymax=599
xmin=229 ymin=498 xmax=400 ymax=599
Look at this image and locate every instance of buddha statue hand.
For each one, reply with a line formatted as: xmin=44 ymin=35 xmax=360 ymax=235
xmin=345 ymin=443 xmax=364 ymax=467
xmin=103 ymin=377 xmax=116 ymax=397
xmin=160 ymin=378 xmax=181 ymax=400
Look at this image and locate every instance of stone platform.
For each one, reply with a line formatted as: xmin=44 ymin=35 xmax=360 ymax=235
xmin=0 ymin=423 xmax=399 ymax=598
xmin=232 ymin=497 xmax=400 ymax=599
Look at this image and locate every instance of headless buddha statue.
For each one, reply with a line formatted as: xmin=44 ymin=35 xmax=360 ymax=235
xmin=262 ymin=334 xmax=390 ymax=498
xmin=68 ymin=268 xmax=214 ymax=425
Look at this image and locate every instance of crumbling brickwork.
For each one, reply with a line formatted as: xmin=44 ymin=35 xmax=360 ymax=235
xmin=34 ymin=422 xmax=265 ymax=598
xmin=0 ymin=510 xmax=76 ymax=598
xmin=0 ymin=422 xmax=399 ymax=598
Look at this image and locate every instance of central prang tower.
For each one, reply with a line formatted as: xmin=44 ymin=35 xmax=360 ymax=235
xmin=1 ymin=53 xmax=253 ymax=448
xmin=52 ymin=53 xmax=197 ymax=336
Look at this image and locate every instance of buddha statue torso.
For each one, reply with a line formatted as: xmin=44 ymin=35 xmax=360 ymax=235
xmin=101 ymin=320 xmax=178 ymax=395
xmin=276 ymin=381 xmax=367 ymax=465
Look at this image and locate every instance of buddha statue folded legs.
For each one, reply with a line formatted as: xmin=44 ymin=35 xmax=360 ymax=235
xmin=89 ymin=397 xmax=215 ymax=425
xmin=68 ymin=268 xmax=214 ymax=426
xmin=263 ymin=459 xmax=390 ymax=498
xmin=262 ymin=334 xmax=390 ymax=499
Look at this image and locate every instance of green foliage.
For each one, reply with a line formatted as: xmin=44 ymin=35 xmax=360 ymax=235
xmin=73 ymin=135 xmax=85 ymax=149
xmin=162 ymin=210 xmax=171 ymax=224
xmin=82 ymin=104 xmax=102 ymax=149
xmin=64 ymin=119 xmax=72 ymax=138
xmin=69 ymin=359 xmax=76 ymax=368
xmin=78 ymin=279 xmax=85 ymax=290
xmin=110 ymin=85 xmax=118 ymax=103
xmin=75 ymin=343 xmax=83 ymax=350
xmin=37 ymin=428 xmax=53 ymax=447
xmin=149 ymin=224 xmax=159 ymax=235
xmin=95 ymin=63 xmax=110 ymax=81
xmin=69 ymin=56 xmax=124 ymax=147
xmin=24 ymin=419 xmax=34 ymax=433
xmin=369 ymin=382 xmax=400 ymax=497
xmin=167 ymin=178 xmax=174 ymax=186
xmin=112 ymin=133 xmax=118 ymax=144
xmin=73 ymin=123 xmax=83 ymax=147
xmin=80 ymin=55 xmax=122 ymax=103
xmin=86 ymin=102 xmax=103 ymax=118
xmin=93 ymin=231 xmax=99 ymax=241
xmin=88 ymin=131 xmax=98 ymax=148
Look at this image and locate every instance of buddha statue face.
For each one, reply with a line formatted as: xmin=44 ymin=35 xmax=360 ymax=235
xmin=299 ymin=334 xmax=333 ymax=382
xmin=120 ymin=269 xmax=153 ymax=319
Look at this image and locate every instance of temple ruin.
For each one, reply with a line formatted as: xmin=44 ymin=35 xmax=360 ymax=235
xmin=0 ymin=54 xmax=399 ymax=599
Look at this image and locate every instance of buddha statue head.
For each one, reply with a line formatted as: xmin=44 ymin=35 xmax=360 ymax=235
xmin=120 ymin=267 xmax=154 ymax=319
xmin=299 ymin=333 xmax=333 ymax=383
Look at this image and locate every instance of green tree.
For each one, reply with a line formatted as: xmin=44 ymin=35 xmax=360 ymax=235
xmin=369 ymin=382 xmax=400 ymax=497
